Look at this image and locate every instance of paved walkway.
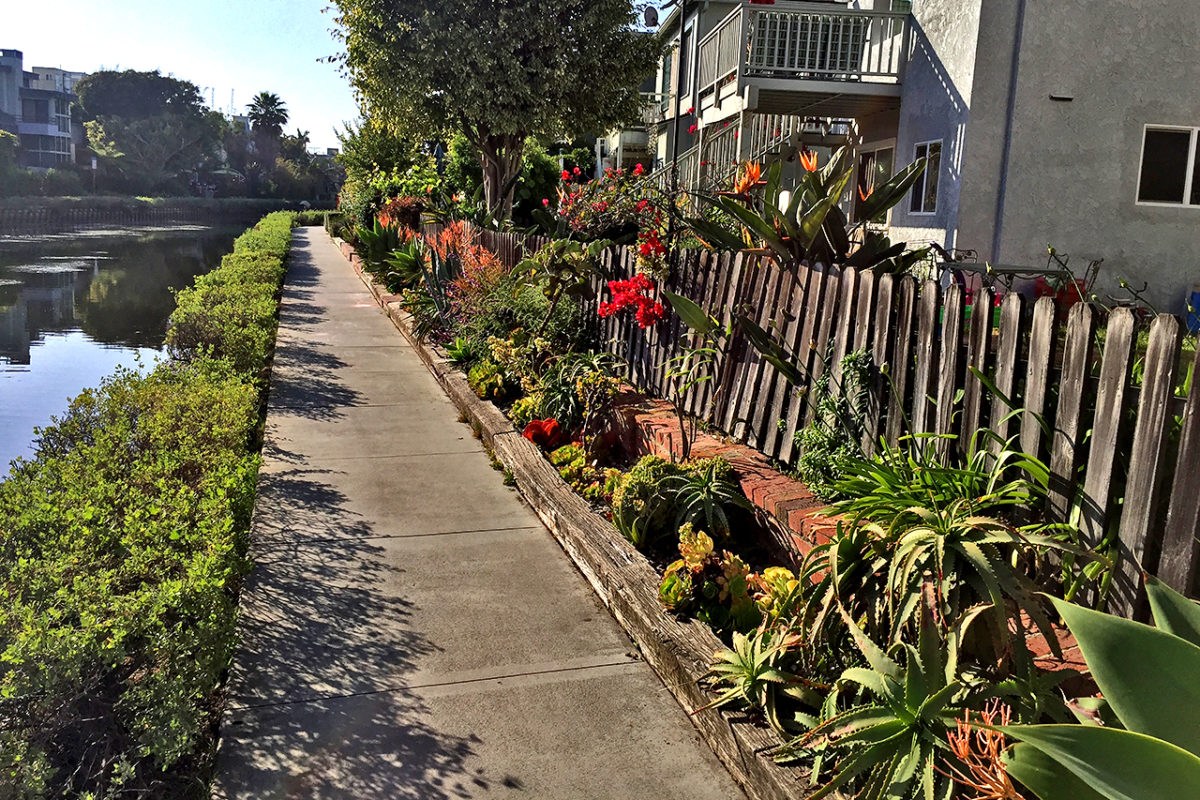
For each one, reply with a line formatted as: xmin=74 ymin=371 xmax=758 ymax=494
xmin=214 ymin=228 xmax=742 ymax=799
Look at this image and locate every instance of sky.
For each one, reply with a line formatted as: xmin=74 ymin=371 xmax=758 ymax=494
xmin=5 ymin=0 xmax=359 ymax=152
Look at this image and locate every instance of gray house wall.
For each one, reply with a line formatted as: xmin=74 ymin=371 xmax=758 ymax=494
xmin=970 ymin=0 xmax=1200 ymax=312
xmin=888 ymin=0 xmax=983 ymax=251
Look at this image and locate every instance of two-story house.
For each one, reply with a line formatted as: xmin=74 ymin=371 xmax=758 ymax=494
xmin=0 ymin=50 xmax=84 ymax=170
xmin=651 ymin=0 xmax=1200 ymax=312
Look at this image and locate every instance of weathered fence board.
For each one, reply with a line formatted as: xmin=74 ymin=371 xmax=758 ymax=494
xmin=1020 ymin=297 xmax=1057 ymax=463
xmin=885 ymin=276 xmax=918 ymax=448
xmin=960 ymin=288 xmax=994 ymax=456
xmin=1160 ymin=342 xmax=1200 ymax=595
xmin=934 ymin=285 xmax=965 ymax=461
xmin=1079 ymin=308 xmax=1137 ymax=550
xmin=1113 ymin=315 xmax=1184 ymax=617
xmin=988 ymin=293 xmax=1025 ymax=451
xmin=910 ymin=280 xmax=941 ymax=435
xmin=864 ymin=273 xmax=896 ymax=457
xmin=1048 ymin=303 xmax=1096 ymax=523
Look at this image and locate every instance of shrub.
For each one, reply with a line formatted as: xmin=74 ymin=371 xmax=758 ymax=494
xmin=377 ymin=195 xmax=423 ymax=230
xmin=549 ymin=444 xmax=620 ymax=503
xmin=793 ymin=349 xmax=872 ymax=500
xmin=0 ymin=211 xmax=292 ymax=797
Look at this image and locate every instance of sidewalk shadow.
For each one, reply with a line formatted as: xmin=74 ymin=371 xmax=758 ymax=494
xmin=218 ymin=462 xmax=495 ymax=798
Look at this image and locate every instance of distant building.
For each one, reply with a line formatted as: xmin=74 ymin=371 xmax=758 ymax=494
xmin=230 ymin=115 xmax=251 ymax=134
xmin=0 ymin=49 xmax=85 ymax=170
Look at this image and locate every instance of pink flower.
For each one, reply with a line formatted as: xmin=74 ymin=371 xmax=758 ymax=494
xmin=688 ymin=124 xmax=697 ymax=134
xmin=542 ymin=198 xmax=550 ymax=206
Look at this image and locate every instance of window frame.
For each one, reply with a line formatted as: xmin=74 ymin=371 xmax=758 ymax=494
xmin=854 ymin=140 xmax=896 ymax=223
xmin=1135 ymin=124 xmax=1200 ymax=208
xmin=909 ymin=139 xmax=941 ymax=216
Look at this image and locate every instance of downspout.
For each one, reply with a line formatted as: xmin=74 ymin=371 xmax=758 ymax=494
xmin=992 ymin=0 xmax=1028 ymax=263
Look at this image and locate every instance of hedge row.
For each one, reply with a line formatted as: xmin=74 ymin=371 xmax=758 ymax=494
xmin=0 ymin=212 xmax=295 ymax=798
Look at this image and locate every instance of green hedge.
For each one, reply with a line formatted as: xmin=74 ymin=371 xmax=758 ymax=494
xmin=0 ymin=212 xmax=295 ymax=797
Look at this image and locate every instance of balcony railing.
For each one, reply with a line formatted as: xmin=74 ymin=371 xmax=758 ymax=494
xmin=698 ymin=2 xmax=910 ymax=101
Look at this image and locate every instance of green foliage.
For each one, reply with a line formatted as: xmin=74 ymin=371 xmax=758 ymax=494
xmin=664 ymin=456 xmax=749 ymax=539
xmin=467 ymin=360 xmax=513 ymax=402
xmin=166 ymin=212 xmax=293 ymax=378
xmin=354 ymin=217 xmax=407 ymax=275
xmin=247 ymin=91 xmax=289 ymax=137
xmin=658 ymin=523 xmax=761 ymax=633
xmin=331 ymin=0 xmax=660 ymax=211
xmin=508 ymin=392 xmax=543 ymax=429
xmin=1002 ymin=581 xmax=1200 ymax=800
xmin=794 ymin=349 xmax=873 ymax=500
xmin=776 ymin=606 xmax=979 ymax=800
xmin=699 ymin=628 xmax=815 ymax=735
xmin=610 ymin=455 xmax=690 ymax=550
xmin=517 ymin=237 xmax=608 ymax=337
xmin=612 ymin=456 xmax=752 ymax=551
xmin=537 ymin=352 xmax=621 ymax=433
xmin=446 ymin=335 xmax=479 ymax=367
xmin=687 ymin=154 xmax=930 ymax=272
xmin=549 ymin=444 xmax=620 ymax=504
xmin=827 ymin=434 xmax=1095 ymax=657
xmin=0 ymin=212 xmax=290 ymax=796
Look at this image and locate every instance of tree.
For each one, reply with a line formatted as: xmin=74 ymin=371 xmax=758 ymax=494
xmin=247 ymin=92 xmax=288 ymax=138
xmin=75 ymin=70 xmax=205 ymax=121
xmin=279 ymin=129 xmax=312 ymax=165
xmin=74 ymin=70 xmax=221 ymax=194
xmin=330 ymin=0 xmax=660 ymax=215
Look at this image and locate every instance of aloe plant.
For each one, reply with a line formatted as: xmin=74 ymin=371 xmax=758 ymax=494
xmin=999 ymin=578 xmax=1200 ymax=800
xmin=383 ymin=236 xmax=428 ymax=293
xmin=776 ymin=605 xmax=985 ymax=800
xmin=697 ymin=627 xmax=820 ymax=735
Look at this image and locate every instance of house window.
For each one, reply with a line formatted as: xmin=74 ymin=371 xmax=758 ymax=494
xmin=1137 ymin=126 xmax=1200 ymax=205
xmin=909 ymin=140 xmax=941 ymax=214
xmin=679 ymin=25 xmax=693 ymax=95
xmin=854 ymin=146 xmax=894 ymax=222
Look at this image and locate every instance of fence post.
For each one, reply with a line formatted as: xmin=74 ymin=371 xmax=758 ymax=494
xmin=1047 ymin=303 xmax=1096 ymax=523
xmin=1020 ymin=297 xmax=1057 ymax=462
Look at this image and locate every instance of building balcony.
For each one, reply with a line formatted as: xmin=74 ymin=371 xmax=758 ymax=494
xmin=697 ymin=1 xmax=910 ymax=123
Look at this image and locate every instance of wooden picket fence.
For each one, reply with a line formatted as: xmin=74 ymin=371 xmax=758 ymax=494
xmin=461 ymin=225 xmax=1200 ymax=618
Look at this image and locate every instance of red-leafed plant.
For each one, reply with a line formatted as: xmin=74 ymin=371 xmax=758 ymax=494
xmin=522 ymin=418 xmax=566 ymax=449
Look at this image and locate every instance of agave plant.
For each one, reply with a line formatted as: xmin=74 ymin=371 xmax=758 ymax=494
xmin=685 ymin=153 xmax=930 ymax=273
xmin=999 ymin=578 xmax=1200 ymax=800
xmin=354 ymin=217 xmax=406 ymax=275
xmin=383 ymin=236 xmax=428 ymax=293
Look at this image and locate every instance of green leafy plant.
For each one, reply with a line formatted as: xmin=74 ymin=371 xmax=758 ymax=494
xmin=467 ymin=360 xmax=512 ymax=402
xmin=1000 ymin=579 xmax=1200 ymax=800
xmin=686 ymin=154 xmax=930 ymax=272
xmin=776 ymin=606 xmax=984 ymax=800
xmin=827 ymin=436 xmax=1096 ymax=662
xmin=549 ymin=444 xmax=620 ymax=504
xmin=795 ymin=349 xmax=874 ymax=500
xmin=354 ymin=216 xmax=406 ymax=274
xmin=446 ymin=335 xmax=479 ymax=367
xmin=664 ymin=456 xmax=751 ymax=539
xmin=516 ymin=238 xmax=610 ymax=337
xmin=697 ymin=627 xmax=817 ymax=735
xmin=538 ymin=351 xmax=621 ymax=435
xmin=658 ymin=524 xmax=761 ymax=633
xmin=610 ymin=455 xmax=689 ymax=550
xmin=383 ymin=234 xmax=429 ymax=293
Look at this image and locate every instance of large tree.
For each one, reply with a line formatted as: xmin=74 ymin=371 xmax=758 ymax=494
xmin=75 ymin=71 xmax=220 ymax=194
xmin=330 ymin=0 xmax=660 ymax=215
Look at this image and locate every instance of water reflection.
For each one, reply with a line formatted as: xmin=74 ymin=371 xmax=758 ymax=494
xmin=0 ymin=225 xmax=241 ymax=467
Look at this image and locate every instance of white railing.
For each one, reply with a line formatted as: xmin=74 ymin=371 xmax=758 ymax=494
xmin=698 ymin=3 xmax=910 ymax=99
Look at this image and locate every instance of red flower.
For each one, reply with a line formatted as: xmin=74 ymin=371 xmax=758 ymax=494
xmin=688 ymin=123 xmax=698 ymax=134
xmin=599 ymin=274 xmax=667 ymax=329
xmin=573 ymin=166 xmax=582 ymax=176
xmin=685 ymin=106 xmax=694 ymax=115
xmin=561 ymin=169 xmax=571 ymax=181
xmin=542 ymin=198 xmax=550 ymax=206
xmin=523 ymin=418 xmax=565 ymax=449
xmin=633 ymin=163 xmax=645 ymax=176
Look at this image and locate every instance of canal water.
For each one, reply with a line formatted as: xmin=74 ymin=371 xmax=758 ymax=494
xmin=0 ymin=225 xmax=243 ymax=469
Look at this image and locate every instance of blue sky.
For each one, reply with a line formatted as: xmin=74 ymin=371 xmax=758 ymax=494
xmin=6 ymin=0 xmax=358 ymax=152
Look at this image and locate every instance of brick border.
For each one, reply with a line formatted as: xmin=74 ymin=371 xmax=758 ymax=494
xmin=332 ymin=237 xmax=817 ymax=800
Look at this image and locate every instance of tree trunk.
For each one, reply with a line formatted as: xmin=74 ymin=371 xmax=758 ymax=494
xmin=478 ymin=133 xmax=525 ymax=219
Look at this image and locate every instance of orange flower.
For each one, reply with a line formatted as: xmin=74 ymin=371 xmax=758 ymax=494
xmin=858 ymin=185 xmax=873 ymax=203
xmin=799 ymin=149 xmax=819 ymax=172
xmin=733 ymin=161 xmax=762 ymax=195
xmin=937 ymin=701 xmax=1023 ymax=800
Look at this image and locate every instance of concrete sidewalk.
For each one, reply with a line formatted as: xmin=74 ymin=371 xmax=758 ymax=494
xmin=213 ymin=228 xmax=743 ymax=799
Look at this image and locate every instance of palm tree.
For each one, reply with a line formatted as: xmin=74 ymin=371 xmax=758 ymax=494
xmin=247 ymin=92 xmax=288 ymax=138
